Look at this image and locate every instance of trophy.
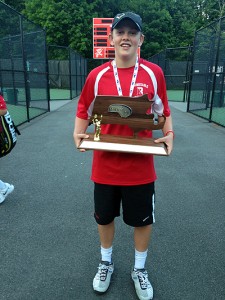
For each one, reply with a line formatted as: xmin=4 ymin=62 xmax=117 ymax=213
xmin=78 ymin=94 xmax=168 ymax=155
xmin=92 ymin=114 xmax=102 ymax=141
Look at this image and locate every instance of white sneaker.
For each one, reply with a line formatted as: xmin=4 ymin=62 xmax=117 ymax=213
xmin=93 ymin=261 xmax=114 ymax=293
xmin=0 ymin=183 xmax=14 ymax=204
xmin=131 ymin=268 xmax=153 ymax=300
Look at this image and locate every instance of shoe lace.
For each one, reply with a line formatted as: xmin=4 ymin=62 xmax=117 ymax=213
xmin=97 ymin=263 xmax=110 ymax=281
xmin=136 ymin=270 xmax=150 ymax=290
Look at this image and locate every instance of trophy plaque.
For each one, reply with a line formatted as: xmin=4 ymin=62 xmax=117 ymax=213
xmin=78 ymin=94 xmax=168 ymax=155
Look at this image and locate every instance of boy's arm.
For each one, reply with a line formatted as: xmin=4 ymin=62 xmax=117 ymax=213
xmin=0 ymin=94 xmax=7 ymax=115
xmin=0 ymin=109 xmax=7 ymax=116
xmin=73 ymin=117 xmax=90 ymax=152
xmin=0 ymin=95 xmax=7 ymax=115
xmin=154 ymin=115 xmax=174 ymax=155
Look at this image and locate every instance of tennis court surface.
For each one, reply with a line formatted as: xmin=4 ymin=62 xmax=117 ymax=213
xmin=0 ymin=99 xmax=224 ymax=300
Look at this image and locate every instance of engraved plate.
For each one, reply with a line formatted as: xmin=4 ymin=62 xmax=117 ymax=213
xmin=108 ymin=104 xmax=132 ymax=118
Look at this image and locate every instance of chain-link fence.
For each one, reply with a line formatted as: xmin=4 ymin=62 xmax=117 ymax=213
xmin=70 ymin=48 xmax=87 ymax=99
xmin=0 ymin=2 xmax=50 ymax=125
xmin=148 ymin=47 xmax=192 ymax=102
xmin=0 ymin=2 xmax=88 ymax=126
xmin=187 ymin=17 xmax=225 ymax=127
xmin=48 ymin=45 xmax=87 ymax=101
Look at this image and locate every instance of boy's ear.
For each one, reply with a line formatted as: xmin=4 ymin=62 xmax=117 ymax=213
xmin=109 ymin=34 xmax=114 ymax=46
xmin=138 ymin=34 xmax=144 ymax=47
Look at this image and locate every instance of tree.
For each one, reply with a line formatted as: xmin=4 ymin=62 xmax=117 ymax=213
xmin=194 ymin=0 xmax=225 ymax=28
xmin=22 ymin=0 xmax=116 ymax=58
xmin=2 ymin=0 xmax=225 ymax=58
xmin=1 ymin=0 xmax=25 ymax=11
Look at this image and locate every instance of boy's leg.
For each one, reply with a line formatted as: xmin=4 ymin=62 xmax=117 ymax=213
xmin=134 ymin=224 xmax=152 ymax=251
xmin=132 ymin=225 xmax=154 ymax=299
xmin=121 ymin=183 xmax=154 ymax=300
xmin=93 ymin=222 xmax=115 ymax=293
xmin=93 ymin=184 xmax=120 ymax=294
xmin=98 ymin=221 xmax=115 ymax=249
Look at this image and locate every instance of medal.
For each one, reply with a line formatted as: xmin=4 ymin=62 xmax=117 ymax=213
xmin=112 ymin=56 xmax=139 ymax=97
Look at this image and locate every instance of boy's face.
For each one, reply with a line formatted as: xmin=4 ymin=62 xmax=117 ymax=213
xmin=109 ymin=19 xmax=144 ymax=61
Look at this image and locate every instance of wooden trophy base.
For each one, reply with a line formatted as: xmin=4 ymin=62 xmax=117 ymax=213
xmin=78 ymin=133 xmax=168 ymax=156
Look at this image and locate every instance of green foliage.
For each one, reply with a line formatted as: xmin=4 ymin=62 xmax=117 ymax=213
xmin=2 ymin=0 xmax=225 ymax=58
xmin=1 ymin=0 xmax=25 ymax=11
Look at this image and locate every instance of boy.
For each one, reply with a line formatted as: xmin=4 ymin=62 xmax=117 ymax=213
xmin=73 ymin=12 xmax=174 ymax=300
xmin=0 ymin=92 xmax=14 ymax=204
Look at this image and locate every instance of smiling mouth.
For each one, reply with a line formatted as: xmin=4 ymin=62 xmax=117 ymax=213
xmin=121 ymin=43 xmax=131 ymax=48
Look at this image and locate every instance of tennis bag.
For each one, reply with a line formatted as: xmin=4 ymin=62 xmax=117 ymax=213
xmin=0 ymin=111 xmax=20 ymax=157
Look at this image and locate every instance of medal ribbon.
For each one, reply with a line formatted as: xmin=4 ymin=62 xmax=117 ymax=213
xmin=112 ymin=56 xmax=139 ymax=97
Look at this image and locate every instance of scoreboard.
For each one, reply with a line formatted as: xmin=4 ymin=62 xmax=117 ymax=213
xmin=93 ymin=18 xmax=140 ymax=59
xmin=93 ymin=18 xmax=114 ymax=59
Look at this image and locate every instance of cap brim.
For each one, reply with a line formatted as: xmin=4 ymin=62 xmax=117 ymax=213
xmin=112 ymin=17 xmax=141 ymax=31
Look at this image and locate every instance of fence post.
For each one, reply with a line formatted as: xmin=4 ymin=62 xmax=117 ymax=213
xmin=69 ymin=48 xmax=72 ymax=100
xmin=183 ymin=45 xmax=193 ymax=105
xmin=209 ymin=18 xmax=222 ymax=122
xmin=187 ymin=37 xmax=197 ymax=112
xmin=20 ymin=15 xmax=30 ymax=122
xmin=45 ymin=30 xmax=51 ymax=111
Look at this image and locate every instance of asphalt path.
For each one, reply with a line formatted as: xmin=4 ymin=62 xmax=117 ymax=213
xmin=0 ymin=99 xmax=225 ymax=300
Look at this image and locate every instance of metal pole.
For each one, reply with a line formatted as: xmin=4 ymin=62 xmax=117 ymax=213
xmin=75 ymin=52 xmax=78 ymax=97
xmin=183 ymin=45 xmax=192 ymax=105
xmin=20 ymin=15 xmax=30 ymax=122
xmin=69 ymin=47 xmax=72 ymax=100
xmin=209 ymin=18 xmax=222 ymax=121
xmin=187 ymin=36 xmax=196 ymax=112
xmin=45 ymin=32 xmax=51 ymax=111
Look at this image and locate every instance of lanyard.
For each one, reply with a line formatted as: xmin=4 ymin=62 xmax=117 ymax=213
xmin=112 ymin=56 xmax=139 ymax=97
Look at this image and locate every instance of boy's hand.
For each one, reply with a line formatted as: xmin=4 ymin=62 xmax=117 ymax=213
xmin=74 ymin=133 xmax=89 ymax=152
xmin=154 ymin=133 xmax=173 ymax=155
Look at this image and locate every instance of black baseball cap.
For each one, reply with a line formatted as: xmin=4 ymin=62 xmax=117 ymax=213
xmin=111 ymin=12 xmax=142 ymax=31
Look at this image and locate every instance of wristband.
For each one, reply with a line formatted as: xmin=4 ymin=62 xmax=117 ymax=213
xmin=165 ymin=130 xmax=175 ymax=139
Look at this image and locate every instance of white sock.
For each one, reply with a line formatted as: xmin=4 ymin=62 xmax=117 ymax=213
xmin=0 ymin=180 xmax=6 ymax=190
xmin=101 ymin=246 xmax=113 ymax=263
xmin=134 ymin=249 xmax=148 ymax=270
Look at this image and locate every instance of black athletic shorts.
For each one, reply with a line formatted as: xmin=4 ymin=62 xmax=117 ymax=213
xmin=94 ymin=182 xmax=155 ymax=227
